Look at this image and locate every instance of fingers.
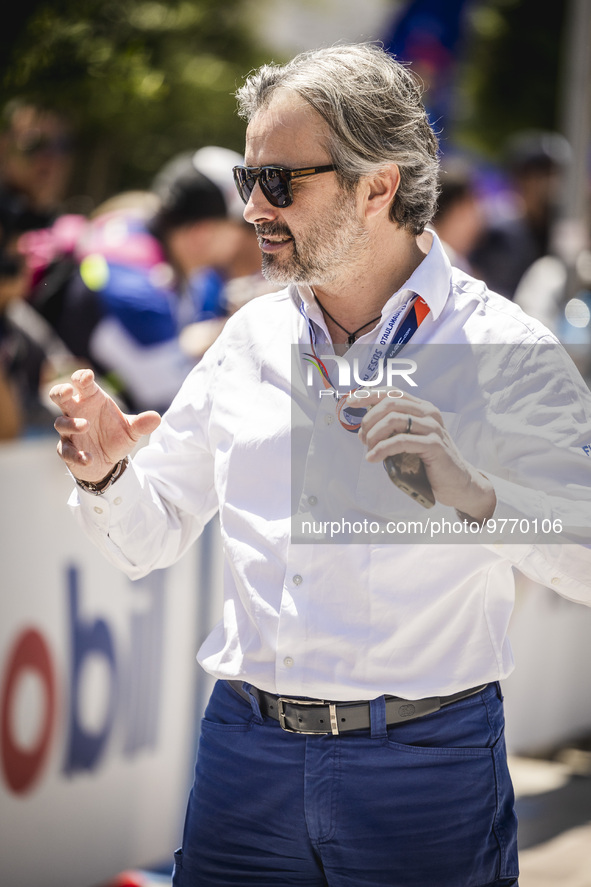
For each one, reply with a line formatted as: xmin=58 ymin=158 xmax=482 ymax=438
xmin=352 ymin=391 xmax=442 ymax=445
xmin=129 ymin=410 xmax=162 ymax=440
xmin=365 ymin=429 xmax=440 ymax=464
xmin=50 ymin=370 xmax=97 ymax=469
xmin=56 ymin=435 xmax=93 ymax=468
xmin=49 ymin=368 xmax=96 ymax=416
xmin=53 ymin=414 xmax=92 ymax=468
xmin=362 ymin=409 xmax=425 ymax=446
xmin=54 ymin=416 xmax=89 ymax=435
xmin=347 ymin=390 xmax=447 ymax=466
xmin=48 ymin=381 xmax=76 ymax=415
xmin=70 ymin=367 xmax=96 ymax=389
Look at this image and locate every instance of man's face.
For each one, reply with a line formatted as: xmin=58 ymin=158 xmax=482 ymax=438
xmin=242 ymin=90 xmax=368 ymax=286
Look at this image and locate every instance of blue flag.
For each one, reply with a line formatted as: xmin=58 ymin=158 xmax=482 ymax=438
xmin=383 ymin=0 xmax=473 ymax=136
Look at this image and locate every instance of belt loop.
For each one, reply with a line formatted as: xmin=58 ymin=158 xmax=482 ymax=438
xmin=370 ymin=696 xmax=388 ymax=739
xmin=242 ymin=683 xmax=264 ymax=724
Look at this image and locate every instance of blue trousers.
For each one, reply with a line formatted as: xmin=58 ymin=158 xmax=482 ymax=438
xmin=172 ymin=679 xmax=519 ymax=886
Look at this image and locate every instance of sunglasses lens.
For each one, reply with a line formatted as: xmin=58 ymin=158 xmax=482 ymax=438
xmin=233 ymin=168 xmax=254 ymax=204
xmin=261 ymin=169 xmax=291 ymax=208
xmin=233 ymin=167 xmax=292 ymax=207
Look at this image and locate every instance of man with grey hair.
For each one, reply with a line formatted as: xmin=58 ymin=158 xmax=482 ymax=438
xmin=49 ymin=44 xmax=591 ymax=886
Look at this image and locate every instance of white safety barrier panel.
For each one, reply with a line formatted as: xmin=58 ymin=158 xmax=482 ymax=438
xmin=0 ymin=438 xmax=221 ymax=887
xmin=504 ymin=572 xmax=591 ymax=755
xmin=1 ymin=439 xmax=590 ymax=887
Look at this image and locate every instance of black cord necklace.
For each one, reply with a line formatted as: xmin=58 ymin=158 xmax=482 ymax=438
xmin=314 ymin=294 xmax=382 ymax=346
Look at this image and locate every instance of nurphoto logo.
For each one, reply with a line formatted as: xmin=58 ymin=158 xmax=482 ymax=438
xmin=304 ymin=354 xmax=418 ymax=392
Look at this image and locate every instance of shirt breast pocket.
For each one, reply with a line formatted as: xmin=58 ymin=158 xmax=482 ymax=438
xmin=354 ymin=411 xmax=462 ymax=518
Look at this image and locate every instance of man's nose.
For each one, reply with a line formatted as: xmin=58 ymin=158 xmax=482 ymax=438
xmin=243 ymin=180 xmax=278 ymax=225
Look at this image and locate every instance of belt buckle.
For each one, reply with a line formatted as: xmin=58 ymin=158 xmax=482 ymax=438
xmin=277 ymin=697 xmax=339 ymax=735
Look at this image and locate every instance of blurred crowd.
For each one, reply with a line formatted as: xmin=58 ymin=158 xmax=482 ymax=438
xmin=0 ymin=98 xmax=277 ymax=441
xmin=434 ymin=131 xmax=591 ymax=373
xmin=1 ymin=96 xmax=590 ymax=442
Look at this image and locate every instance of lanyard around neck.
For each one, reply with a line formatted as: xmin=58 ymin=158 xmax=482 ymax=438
xmin=303 ymin=294 xmax=430 ymax=432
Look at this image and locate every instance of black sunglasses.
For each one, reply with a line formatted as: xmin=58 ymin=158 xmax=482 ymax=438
xmin=232 ymin=164 xmax=336 ymax=208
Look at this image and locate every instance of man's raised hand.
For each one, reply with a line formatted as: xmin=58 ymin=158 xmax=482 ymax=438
xmin=50 ymin=369 xmax=161 ymax=483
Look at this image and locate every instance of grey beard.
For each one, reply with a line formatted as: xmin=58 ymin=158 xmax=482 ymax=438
xmin=260 ymin=251 xmax=339 ymax=286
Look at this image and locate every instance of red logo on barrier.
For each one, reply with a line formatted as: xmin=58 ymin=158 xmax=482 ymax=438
xmin=1 ymin=628 xmax=57 ymax=793
xmin=1 ymin=565 xmax=165 ymax=795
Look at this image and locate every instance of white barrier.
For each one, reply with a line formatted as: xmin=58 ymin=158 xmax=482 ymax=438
xmin=504 ymin=572 xmax=591 ymax=755
xmin=1 ymin=439 xmax=590 ymax=886
xmin=0 ymin=438 xmax=221 ymax=887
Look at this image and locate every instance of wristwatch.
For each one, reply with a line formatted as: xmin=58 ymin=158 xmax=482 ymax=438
xmin=74 ymin=456 xmax=129 ymax=496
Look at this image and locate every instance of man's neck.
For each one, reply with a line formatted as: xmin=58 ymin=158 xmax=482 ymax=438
xmin=312 ymin=230 xmax=429 ymax=345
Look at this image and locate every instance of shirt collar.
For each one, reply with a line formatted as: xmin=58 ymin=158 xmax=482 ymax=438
xmin=292 ymin=282 xmax=323 ymax=325
xmin=379 ymin=229 xmax=450 ymax=322
xmin=291 ymin=228 xmax=452 ymax=326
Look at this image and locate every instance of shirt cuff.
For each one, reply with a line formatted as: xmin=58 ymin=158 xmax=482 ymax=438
xmin=67 ymin=458 xmax=145 ymax=529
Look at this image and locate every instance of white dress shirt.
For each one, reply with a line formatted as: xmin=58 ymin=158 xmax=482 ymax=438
xmin=70 ymin=232 xmax=591 ymax=701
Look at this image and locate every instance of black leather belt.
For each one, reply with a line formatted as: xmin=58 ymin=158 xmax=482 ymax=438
xmin=229 ymin=681 xmax=488 ymax=736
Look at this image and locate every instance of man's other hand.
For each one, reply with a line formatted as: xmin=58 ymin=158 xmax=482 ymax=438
xmin=50 ymin=369 xmax=161 ymax=483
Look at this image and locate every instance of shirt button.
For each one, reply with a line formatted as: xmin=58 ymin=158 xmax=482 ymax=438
xmin=113 ymin=497 xmax=122 ymax=506
xmin=93 ymin=505 xmax=103 ymax=514
xmin=283 ymin=657 xmax=294 ymax=668
xmin=551 ymin=576 xmax=561 ymax=586
xmin=307 ymin=495 xmax=318 ymax=507
xmin=292 ymin=574 xmax=303 ymax=586
xmin=324 ymin=414 xmax=334 ymax=425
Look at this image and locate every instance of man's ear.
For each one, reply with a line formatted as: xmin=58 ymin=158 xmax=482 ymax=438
xmin=363 ymin=164 xmax=400 ymax=219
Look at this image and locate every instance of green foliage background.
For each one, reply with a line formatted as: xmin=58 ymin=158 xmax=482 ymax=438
xmin=0 ymin=0 xmax=570 ymax=206
xmin=0 ymin=0 xmax=275 ymax=205
xmin=455 ymin=0 xmax=568 ymax=159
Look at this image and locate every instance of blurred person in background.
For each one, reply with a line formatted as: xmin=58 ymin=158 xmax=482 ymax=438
xmin=0 ymin=98 xmax=74 ymax=233
xmin=0 ymin=209 xmax=74 ymax=439
xmin=513 ymin=239 xmax=591 ymax=386
xmin=0 ymin=224 xmax=31 ymax=439
xmin=22 ymin=147 xmax=272 ymax=413
xmin=432 ymin=157 xmax=484 ymax=274
xmin=150 ymin=145 xmax=272 ymax=360
xmin=22 ymin=191 xmax=191 ymax=414
xmin=470 ymin=130 xmax=571 ymax=299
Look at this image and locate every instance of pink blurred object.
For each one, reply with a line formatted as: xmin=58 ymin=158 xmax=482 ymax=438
xmin=18 ymin=214 xmax=86 ymax=284
xmin=18 ymin=209 xmax=167 ymax=291
xmin=75 ymin=210 xmax=166 ymax=269
xmin=101 ymin=870 xmax=149 ymax=887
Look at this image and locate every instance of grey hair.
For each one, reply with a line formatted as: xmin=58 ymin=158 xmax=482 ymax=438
xmin=236 ymin=43 xmax=440 ymax=235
